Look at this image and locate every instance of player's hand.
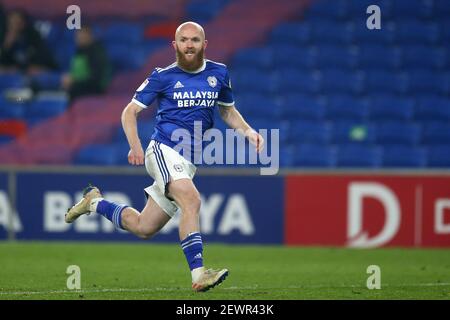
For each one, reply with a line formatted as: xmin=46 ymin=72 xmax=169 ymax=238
xmin=246 ymin=129 xmax=264 ymax=153
xmin=128 ymin=147 xmax=145 ymax=165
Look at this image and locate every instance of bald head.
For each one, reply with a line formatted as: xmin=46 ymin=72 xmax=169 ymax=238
xmin=175 ymin=21 xmax=205 ymax=41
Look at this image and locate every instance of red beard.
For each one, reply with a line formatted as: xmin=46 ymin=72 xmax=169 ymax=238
xmin=176 ymin=46 xmax=205 ymax=72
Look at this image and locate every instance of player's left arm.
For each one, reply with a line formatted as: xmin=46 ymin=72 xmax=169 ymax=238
xmin=219 ymin=105 xmax=264 ymax=153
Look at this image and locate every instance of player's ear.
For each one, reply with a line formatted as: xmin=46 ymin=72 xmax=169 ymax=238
xmin=172 ymin=40 xmax=177 ymax=50
xmin=203 ymin=39 xmax=208 ymax=49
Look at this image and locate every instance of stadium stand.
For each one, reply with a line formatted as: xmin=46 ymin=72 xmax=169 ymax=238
xmin=229 ymin=0 xmax=450 ymax=168
xmin=0 ymin=0 xmax=449 ymax=169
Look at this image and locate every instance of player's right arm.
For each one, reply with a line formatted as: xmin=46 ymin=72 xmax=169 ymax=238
xmin=121 ymin=101 xmax=145 ymax=165
xmin=123 ymin=69 xmax=162 ymax=165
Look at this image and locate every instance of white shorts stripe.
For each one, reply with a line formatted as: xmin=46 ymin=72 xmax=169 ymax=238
xmin=152 ymin=144 xmax=169 ymax=184
xmin=155 ymin=142 xmax=171 ymax=182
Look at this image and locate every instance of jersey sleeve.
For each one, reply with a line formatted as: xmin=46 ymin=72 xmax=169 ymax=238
xmin=217 ymin=68 xmax=235 ymax=107
xmin=131 ymin=69 xmax=162 ymax=108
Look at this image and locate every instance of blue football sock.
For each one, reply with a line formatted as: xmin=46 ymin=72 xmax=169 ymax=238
xmin=96 ymin=200 xmax=128 ymax=230
xmin=181 ymin=232 xmax=204 ymax=271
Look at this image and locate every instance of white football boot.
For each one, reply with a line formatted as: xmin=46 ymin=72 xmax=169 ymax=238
xmin=65 ymin=185 xmax=103 ymax=223
xmin=192 ymin=268 xmax=229 ymax=292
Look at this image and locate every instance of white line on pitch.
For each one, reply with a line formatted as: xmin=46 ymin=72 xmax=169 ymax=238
xmin=1 ymin=282 xmax=449 ymax=296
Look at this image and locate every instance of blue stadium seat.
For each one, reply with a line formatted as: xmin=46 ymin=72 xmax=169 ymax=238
xmin=101 ymin=22 xmax=144 ymax=45
xmin=186 ymin=0 xmax=228 ymax=23
xmin=45 ymin=24 xmax=73 ymax=44
xmin=236 ymin=118 xmax=289 ymax=154
xmin=336 ymin=144 xmax=382 ymax=168
xmin=0 ymin=74 xmax=26 ymax=90
xmin=288 ymin=120 xmax=331 ymax=145
xmin=441 ymin=21 xmax=450 ymax=43
xmin=273 ymin=69 xmax=321 ymax=94
xmin=309 ymin=21 xmax=354 ymax=44
xmin=319 ymin=69 xmax=364 ymax=94
xmin=231 ymin=47 xmax=273 ymax=70
xmin=352 ymin=21 xmax=396 ymax=45
xmin=434 ymin=0 xmax=450 ymax=17
xmin=24 ymin=96 xmax=68 ymax=119
xmin=415 ymin=96 xmax=450 ymax=121
xmin=391 ymin=0 xmax=434 ymax=19
xmin=249 ymin=119 xmax=290 ymax=144
xmin=395 ymin=21 xmax=440 ymax=44
xmin=114 ymin=125 xmax=128 ymax=143
xmin=281 ymin=94 xmax=326 ymax=120
xmin=136 ymin=120 xmax=156 ymax=144
xmin=331 ymin=121 xmax=376 ymax=144
xmin=74 ymin=144 xmax=119 ymax=165
xmin=314 ymin=44 xmax=358 ymax=69
xmin=270 ymin=45 xmax=317 ymax=69
xmin=406 ymin=69 xmax=443 ymax=94
xmin=0 ymin=136 xmax=14 ymax=145
xmin=367 ymin=95 xmax=414 ymax=120
xmin=365 ymin=70 xmax=408 ymax=94
xmin=427 ymin=145 xmax=450 ymax=167
xmin=293 ymin=144 xmax=336 ymax=167
xmin=204 ymin=135 xmax=267 ymax=169
xmin=232 ymin=68 xmax=275 ymax=94
xmin=270 ymin=23 xmax=311 ymax=45
xmin=356 ymin=45 xmax=402 ymax=70
xmin=439 ymin=72 xmax=450 ymax=95
xmin=324 ymin=95 xmax=369 ymax=121
xmin=250 ymin=118 xmax=288 ymax=131
xmin=40 ymin=22 xmax=62 ymax=45
xmin=402 ymin=46 xmax=447 ymax=70
xmin=0 ymin=97 xmax=26 ymax=119
xmin=375 ymin=121 xmax=421 ymax=145
xmin=213 ymin=111 xmax=229 ymax=133
xmin=52 ymin=43 xmax=76 ymax=71
xmin=306 ymin=0 xmax=349 ymax=20
xmin=382 ymin=145 xmax=427 ymax=168
xmin=106 ymin=43 xmax=146 ymax=71
xmin=279 ymin=145 xmax=295 ymax=167
xmin=113 ymin=142 xmax=132 ymax=165
xmin=140 ymin=39 xmax=167 ymax=58
xmin=422 ymin=122 xmax=450 ymax=145
xmin=58 ymin=27 xmax=76 ymax=43
xmin=234 ymin=93 xmax=281 ymax=119
xmin=30 ymin=72 xmax=63 ymax=90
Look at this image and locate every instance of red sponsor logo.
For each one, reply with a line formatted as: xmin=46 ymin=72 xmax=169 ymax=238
xmin=285 ymin=174 xmax=450 ymax=247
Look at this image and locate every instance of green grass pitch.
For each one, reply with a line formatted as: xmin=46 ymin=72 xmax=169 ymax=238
xmin=0 ymin=241 xmax=449 ymax=300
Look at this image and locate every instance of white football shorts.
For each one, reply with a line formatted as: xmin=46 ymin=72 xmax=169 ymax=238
xmin=144 ymin=140 xmax=196 ymax=217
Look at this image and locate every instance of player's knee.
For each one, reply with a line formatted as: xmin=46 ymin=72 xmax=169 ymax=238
xmin=184 ymin=191 xmax=201 ymax=215
xmin=172 ymin=189 xmax=200 ymax=211
xmin=138 ymin=229 xmax=156 ymax=240
xmin=137 ymin=225 xmax=159 ymax=240
xmin=139 ymin=233 xmax=152 ymax=240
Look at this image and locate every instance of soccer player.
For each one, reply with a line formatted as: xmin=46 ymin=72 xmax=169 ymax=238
xmin=65 ymin=21 xmax=264 ymax=292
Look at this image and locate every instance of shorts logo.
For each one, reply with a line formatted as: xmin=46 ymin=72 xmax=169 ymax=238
xmin=174 ymin=164 xmax=183 ymax=172
xmin=207 ymin=76 xmax=217 ymax=88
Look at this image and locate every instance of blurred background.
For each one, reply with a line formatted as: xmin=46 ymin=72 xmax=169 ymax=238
xmin=0 ymin=0 xmax=449 ymax=247
xmin=0 ymin=0 xmax=449 ymax=168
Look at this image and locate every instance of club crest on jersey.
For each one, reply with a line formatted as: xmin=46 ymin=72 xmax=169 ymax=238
xmin=207 ymin=76 xmax=217 ymax=88
xmin=173 ymin=164 xmax=183 ymax=172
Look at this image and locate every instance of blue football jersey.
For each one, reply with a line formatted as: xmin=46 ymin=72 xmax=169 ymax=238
xmin=132 ymin=59 xmax=234 ymax=161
